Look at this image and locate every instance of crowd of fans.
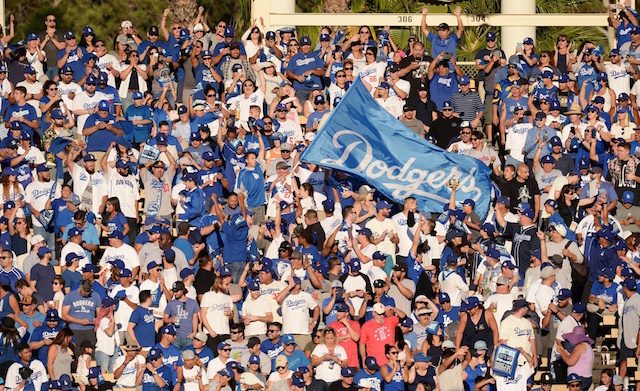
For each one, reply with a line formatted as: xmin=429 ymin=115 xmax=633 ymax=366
xmin=0 ymin=3 xmax=638 ymax=391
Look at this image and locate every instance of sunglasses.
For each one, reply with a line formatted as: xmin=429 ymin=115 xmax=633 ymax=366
xmin=222 ymin=348 xmax=231 ymax=352
xmin=267 ymin=329 xmax=279 ymax=333
xmin=95 ymin=44 xmax=105 ymax=48
xmin=344 ymin=67 xmax=353 ymax=70
xmin=389 ymin=351 xmax=399 ymax=355
xmin=336 ymin=74 xmax=346 ymax=78
xmin=231 ymin=331 xmax=240 ymax=334
xmin=217 ymin=24 xmax=226 ymax=28
xmin=366 ymin=53 xmax=374 ymax=56
xmin=313 ymin=334 xmax=321 ymax=339
xmin=49 ymin=88 xmax=58 ymax=91
xmin=53 ymin=282 xmax=60 ymax=285
xmin=277 ymin=366 xmax=286 ymax=370
xmin=508 ymin=65 xmax=517 ymax=69
xmin=461 ymin=131 xmax=471 ymax=134
xmin=487 ymin=38 xmax=496 ymax=42
xmin=471 ymin=138 xmax=479 ymax=141
xmin=442 ymin=108 xmax=453 ymax=112
xmin=243 ymin=83 xmax=254 ymax=87
xmin=541 ymin=54 xmax=548 ymax=58
xmin=263 ymin=121 xmax=272 ymax=125
xmin=206 ymin=94 xmax=216 ymax=97
xmin=47 ymin=19 xmax=56 ymax=22
xmin=172 ymin=27 xmax=181 ymax=30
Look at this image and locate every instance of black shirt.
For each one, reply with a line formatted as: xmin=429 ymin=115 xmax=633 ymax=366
xmin=308 ymin=221 xmax=326 ymax=248
xmin=328 ymin=382 xmax=360 ymax=391
xmin=195 ymin=268 xmax=216 ymax=296
xmin=503 ymin=177 xmax=540 ymax=214
xmin=410 ymin=98 xmax=437 ymax=129
xmin=399 ymin=54 xmax=434 ymax=101
xmin=503 ymin=222 xmax=540 ymax=277
xmin=430 ymin=116 xmax=461 ymax=149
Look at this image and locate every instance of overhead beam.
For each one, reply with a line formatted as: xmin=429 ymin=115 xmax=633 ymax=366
xmin=267 ymin=13 xmax=610 ymax=28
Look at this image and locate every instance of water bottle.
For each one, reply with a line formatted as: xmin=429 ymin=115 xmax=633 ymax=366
xmin=175 ymin=315 xmax=181 ymax=328
xmin=328 ymin=358 xmax=334 ymax=370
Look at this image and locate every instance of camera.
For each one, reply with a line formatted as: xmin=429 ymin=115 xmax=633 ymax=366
xmin=490 ymin=49 xmax=502 ymax=59
xmin=442 ymin=52 xmax=452 ymax=60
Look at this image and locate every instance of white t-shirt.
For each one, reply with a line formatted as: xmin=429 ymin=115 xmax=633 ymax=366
xmin=311 ymin=344 xmax=348 ymax=383
xmin=499 ymin=315 xmax=534 ymax=365
xmin=260 ymin=280 xmax=287 ymax=323
xmin=484 ymin=292 xmax=516 ymax=327
xmin=366 ymin=218 xmax=399 ymax=263
xmin=60 ymin=241 xmax=89 ymax=269
xmin=493 ymin=361 xmax=534 ymax=391
xmin=506 ymin=122 xmax=533 ymax=163
xmin=358 ymin=62 xmax=386 ymax=90
xmin=114 ymin=354 xmax=145 ymax=387
xmin=96 ymin=317 xmax=121 ymax=355
xmin=183 ymin=365 xmax=209 ymax=391
xmin=342 ymin=274 xmax=367 ymax=313
xmin=534 ymin=284 xmax=556 ymax=320
xmin=17 ymin=80 xmax=44 ymax=117
xmin=70 ymin=165 xmax=108 ymax=216
xmin=201 ymin=291 xmax=234 ymax=335
xmin=227 ymin=89 xmax=266 ymax=125
xmin=375 ymin=96 xmax=403 ymax=119
xmin=391 ymin=212 xmax=419 ymax=258
xmin=72 ymin=90 xmax=107 ymax=132
xmin=241 ymin=295 xmax=271 ymax=337
xmin=110 ymin=284 xmax=140 ymax=327
xmin=17 ymin=146 xmax=45 ymax=166
xmin=6 ymin=359 xmax=48 ymax=391
xmin=100 ymin=243 xmax=140 ymax=277
xmin=281 ymin=291 xmax=317 ymax=335
xmin=24 ymin=180 xmax=61 ymax=227
xmin=606 ymin=62 xmax=630 ymax=96
xmin=106 ymin=167 xmax=140 ymax=218
xmin=97 ymin=54 xmax=122 ymax=88
xmin=57 ymin=80 xmax=82 ymax=109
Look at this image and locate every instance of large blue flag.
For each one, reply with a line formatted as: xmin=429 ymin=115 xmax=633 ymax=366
xmin=300 ymin=78 xmax=493 ymax=218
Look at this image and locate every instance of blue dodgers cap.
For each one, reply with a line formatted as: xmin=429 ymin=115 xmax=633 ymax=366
xmin=440 ymin=100 xmax=453 ymax=110
xmin=149 ymin=347 xmax=163 ymax=360
xmin=319 ymin=33 xmax=330 ymax=41
xmin=619 ymin=92 xmax=630 ymax=101
xmin=350 ymin=259 xmax=361 ymax=271
xmin=190 ymin=131 xmax=202 ymax=141
xmin=132 ymin=91 xmax=143 ymax=100
xmin=592 ymin=95 xmax=605 ymax=104
xmin=335 ymin=302 xmax=349 ymax=312
xmin=148 ymin=226 xmax=162 ymax=235
xmin=414 ymin=352 xmax=432 ymax=363
xmin=97 ymin=100 xmax=109 ymax=111
xmin=115 ymin=136 xmax=132 ymax=149
xmin=108 ymin=259 xmax=125 ymax=271
xmin=545 ymin=199 xmax=558 ymax=210
xmin=9 ymin=121 xmax=21 ymax=131
xmin=549 ymin=100 xmax=561 ymax=110
xmin=300 ymin=36 xmax=312 ymax=46
xmin=481 ymin=222 xmax=495 ymax=234
xmin=226 ymin=361 xmax=245 ymax=372
xmin=217 ymin=341 xmax=230 ymax=351
xmin=24 ymin=66 xmax=36 ymax=75
xmin=459 ymin=75 xmax=470 ymax=85
xmin=102 ymin=296 xmax=118 ymax=308
xmin=462 ymin=198 xmax=475 ymax=208
xmin=61 ymin=65 xmax=73 ymax=74
xmin=282 ymin=334 xmax=296 ymax=345
xmin=67 ymin=227 xmax=83 ymax=238
xmin=496 ymin=195 xmax=510 ymax=207
xmin=513 ymin=299 xmax=529 ymax=310
xmin=5 ymin=138 xmax=17 ymax=150
xmin=438 ymin=292 xmax=450 ymax=303
xmin=224 ymin=26 xmax=236 ymax=37
xmin=466 ymin=296 xmax=480 ymax=308
xmin=314 ymin=95 xmax=325 ymax=105
xmin=2 ymin=201 xmax=14 ymax=211
xmin=27 ymin=33 xmax=38 ymax=41
xmin=108 ymin=229 xmax=125 ymax=240
xmin=36 ymin=164 xmax=50 ymax=173
xmin=341 ymin=367 xmax=355 ymax=377
xmin=219 ymin=265 xmax=232 ymax=276
xmin=202 ymin=151 xmax=215 ymax=161
xmin=247 ymin=279 xmax=260 ymax=291
xmin=558 ymin=288 xmax=572 ymax=300
xmin=322 ymin=199 xmax=335 ymax=212
xmin=520 ymin=208 xmax=535 ymax=220
xmin=179 ymin=268 xmax=193 ymax=279
xmin=596 ymin=228 xmax=616 ymax=242
xmin=502 ymin=260 xmax=516 ymax=269
xmin=163 ymin=248 xmax=176 ymax=261
xmin=87 ymin=367 xmax=101 ymax=379
xmin=446 ymin=253 xmax=458 ymax=266
xmin=623 ymin=191 xmax=634 ymax=204
xmin=558 ymin=73 xmax=569 ymax=83
xmin=486 ymin=31 xmax=496 ymax=41
xmin=85 ymin=75 xmax=97 ymax=85
xmin=291 ymin=377 xmax=305 ymax=388
xmin=572 ymin=302 xmax=587 ymax=313
xmin=523 ymin=37 xmax=534 ymax=45
xmin=266 ymin=31 xmax=276 ymax=40
xmin=597 ymin=71 xmax=608 ymax=81
xmin=178 ymin=105 xmax=188 ymax=115
xmin=376 ymin=200 xmax=393 ymax=211
xmin=622 ymin=278 xmax=638 ymax=290
xmin=297 ymin=366 xmax=309 ymax=374
xmin=567 ymin=374 xmax=582 ymax=384
xmin=82 ymin=264 xmax=95 ymax=273
xmin=578 ymin=157 xmax=590 ymax=170
xmin=365 ymin=356 xmax=380 ymax=370
xmin=64 ymin=31 xmax=76 ymax=40
xmin=219 ymin=368 xmax=233 ymax=378
xmin=120 ymin=268 xmax=132 ymax=278
xmin=541 ymin=70 xmax=553 ymax=79
xmin=160 ymin=324 xmax=176 ymax=335
xmin=622 ymin=267 xmax=636 ymax=278
xmin=378 ymin=81 xmax=390 ymax=89
xmin=1 ymin=167 xmax=14 ymax=177
xmin=541 ymin=154 xmax=556 ymax=164
xmin=51 ymin=109 xmax=64 ymax=120
xmin=550 ymin=136 xmax=562 ymax=146
xmin=485 ymin=247 xmax=501 ymax=259
xmin=82 ymin=26 xmax=94 ymax=36
xmin=37 ymin=246 xmax=51 ymax=257
xmin=20 ymin=129 xmax=32 ymax=140
xmin=249 ymin=354 xmax=260 ymax=364
xmin=357 ymin=227 xmax=372 ymax=237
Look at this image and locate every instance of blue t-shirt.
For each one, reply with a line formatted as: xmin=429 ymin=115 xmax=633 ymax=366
xmin=260 ymin=337 xmax=283 ymax=360
xmin=62 ymin=223 xmax=99 ymax=262
xmin=185 ymin=345 xmax=214 ymax=367
xmin=125 ymin=104 xmax=153 ymax=143
xmin=222 ymin=214 xmax=249 ymax=263
xmin=382 ymin=364 xmax=405 ymax=391
xmin=0 ymin=268 xmax=26 ymax=293
xmin=61 ymin=269 xmax=82 ymax=292
xmin=18 ymin=311 xmax=46 ymax=335
xmin=97 ymin=85 xmax=122 ymax=115
xmin=236 ymin=166 xmax=266 ymax=208
xmin=57 ymin=46 xmax=89 ymax=82
xmin=152 ymin=343 xmax=184 ymax=384
xmin=106 ymin=212 xmax=129 ymax=244
xmin=618 ymin=21 xmax=635 ymax=49
xmin=435 ymin=306 xmax=461 ymax=329
xmin=199 ymin=214 xmax=223 ymax=255
xmin=84 ymin=113 xmax=117 ymax=152
xmin=429 ymin=73 xmax=459 ymax=110
xmin=354 ymin=369 xmax=383 ymax=391
xmin=62 ymin=289 xmax=100 ymax=330
xmin=5 ymin=104 xmax=37 ymax=132
xmin=273 ymin=350 xmax=310 ymax=372
xmin=306 ymin=110 xmax=328 ymax=130
xmin=427 ymin=32 xmax=460 ymax=59
xmin=286 ymin=52 xmax=324 ymax=90
xmin=141 ymin=365 xmax=172 ymax=391
xmin=590 ymin=281 xmax=619 ymax=305
xmin=29 ymin=324 xmax=65 ymax=363
xmin=129 ymin=306 xmax=156 ymax=348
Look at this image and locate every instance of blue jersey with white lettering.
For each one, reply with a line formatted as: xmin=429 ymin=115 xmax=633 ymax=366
xmin=84 ymin=113 xmax=118 ymax=152
xmin=618 ymin=21 xmax=635 ymax=49
xmin=152 ymin=342 xmax=183 ymax=384
xmin=426 ymin=32 xmax=460 ymax=60
xmin=125 ymin=104 xmax=153 ymax=143
xmin=5 ymin=104 xmax=37 ymax=132
xmin=429 ymin=74 xmax=458 ymax=110
xmin=286 ymin=52 xmax=324 ymax=90
xmin=185 ymin=345 xmax=214 ymax=367
xmin=129 ymin=306 xmax=156 ymax=349
xmin=29 ymin=324 xmax=65 ymax=363
xmin=260 ymin=337 xmax=283 ymax=360
xmin=222 ymin=213 xmax=249 ymax=264
xmin=97 ymin=85 xmax=122 ymax=115
xmin=354 ymin=369 xmax=384 ymax=391
xmin=502 ymin=96 xmax=530 ymax=123
xmin=57 ymin=46 xmax=88 ymax=82
xmin=141 ymin=365 xmax=172 ymax=391
xmin=236 ymin=166 xmax=265 ymax=208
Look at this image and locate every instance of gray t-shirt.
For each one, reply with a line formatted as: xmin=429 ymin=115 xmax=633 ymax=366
xmin=388 ymin=278 xmax=416 ymax=316
xmin=463 ymin=147 xmax=498 ymax=167
xmin=621 ymin=292 xmax=640 ymax=348
xmin=141 ymin=169 xmax=175 ymax=218
xmin=401 ymin=118 xmax=425 ymax=136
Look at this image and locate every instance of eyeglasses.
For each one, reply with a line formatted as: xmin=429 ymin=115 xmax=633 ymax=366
xmin=243 ymin=83 xmax=254 ymax=87
xmin=231 ymin=331 xmax=239 ymax=334
xmin=267 ymin=329 xmax=279 ymax=333
xmin=49 ymin=88 xmax=58 ymax=91
xmin=47 ymin=19 xmax=56 ymax=22
xmin=222 ymin=348 xmax=231 ymax=352
xmin=95 ymin=44 xmax=105 ymax=48
xmin=336 ymin=74 xmax=346 ymax=78
xmin=172 ymin=27 xmax=181 ymax=30
xmin=206 ymin=94 xmax=216 ymax=98
xmin=344 ymin=67 xmax=353 ymax=70
xmin=263 ymin=121 xmax=272 ymax=125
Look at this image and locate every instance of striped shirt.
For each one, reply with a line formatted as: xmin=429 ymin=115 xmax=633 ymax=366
xmin=451 ymin=91 xmax=484 ymax=122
